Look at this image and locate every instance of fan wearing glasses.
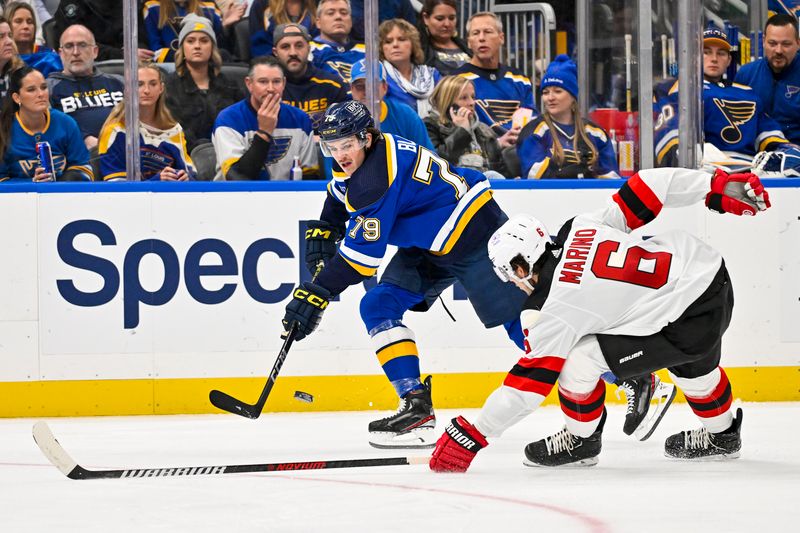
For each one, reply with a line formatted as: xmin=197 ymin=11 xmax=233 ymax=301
xmin=47 ymin=24 xmax=124 ymax=151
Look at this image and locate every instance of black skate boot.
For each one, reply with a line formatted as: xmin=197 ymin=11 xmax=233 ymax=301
xmin=664 ymin=408 xmax=743 ymax=460
xmin=368 ymin=376 xmax=436 ymax=449
xmin=616 ymin=373 xmax=676 ymax=441
xmin=523 ymin=408 xmax=607 ymax=467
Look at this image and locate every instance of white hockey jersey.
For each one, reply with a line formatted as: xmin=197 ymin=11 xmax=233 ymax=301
xmin=476 ymin=167 xmax=723 ymax=437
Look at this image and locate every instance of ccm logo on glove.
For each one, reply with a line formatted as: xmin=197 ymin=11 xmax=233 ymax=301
xmin=292 ymin=287 xmax=329 ymax=309
xmin=305 ymin=227 xmax=333 ymax=240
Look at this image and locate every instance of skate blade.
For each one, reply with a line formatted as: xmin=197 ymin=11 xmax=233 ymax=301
xmin=368 ymin=427 xmax=436 ymax=449
xmin=664 ymin=450 xmax=741 ymax=461
xmin=522 ymin=457 xmax=599 ymax=468
xmin=633 ymin=382 xmax=677 ymax=441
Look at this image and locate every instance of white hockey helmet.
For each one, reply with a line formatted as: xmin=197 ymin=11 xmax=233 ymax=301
xmin=488 ymin=214 xmax=552 ymax=290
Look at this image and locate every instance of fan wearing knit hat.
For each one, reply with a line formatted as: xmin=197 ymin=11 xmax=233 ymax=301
xmin=515 ymin=54 xmax=620 ymax=179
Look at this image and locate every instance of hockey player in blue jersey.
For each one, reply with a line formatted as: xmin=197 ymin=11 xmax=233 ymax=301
xmin=281 ymin=101 xmax=666 ymax=448
xmin=655 ymin=27 xmax=792 ymax=168
xmin=282 ymin=100 xmax=525 ymax=448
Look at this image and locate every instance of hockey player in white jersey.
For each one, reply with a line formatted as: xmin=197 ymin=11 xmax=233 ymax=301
xmin=429 ymin=167 xmax=771 ymax=471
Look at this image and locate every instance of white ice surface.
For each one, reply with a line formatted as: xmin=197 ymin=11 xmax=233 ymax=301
xmin=1 ymin=402 xmax=799 ymax=533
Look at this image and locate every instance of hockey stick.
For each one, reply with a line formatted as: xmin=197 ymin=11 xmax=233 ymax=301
xmin=209 ymin=322 xmax=298 ymax=419
xmin=209 ymin=262 xmax=324 ymax=419
xmin=32 ymin=421 xmax=429 ymax=481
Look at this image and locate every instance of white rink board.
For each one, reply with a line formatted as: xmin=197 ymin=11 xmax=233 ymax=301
xmin=0 ymin=184 xmax=798 ymax=383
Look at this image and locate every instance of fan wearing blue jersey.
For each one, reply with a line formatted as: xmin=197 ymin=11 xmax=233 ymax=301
xmin=454 ymin=12 xmax=535 ymax=144
xmin=0 ymin=66 xmax=92 ymax=182
xmin=308 ymin=0 xmax=365 ymax=84
xmin=281 ymin=100 xmax=527 ymax=448
xmin=98 ymin=63 xmax=195 ymax=181
xmin=655 ymin=28 xmax=792 ymax=169
xmin=516 ymin=55 xmax=620 ymax=179
xmin=212 ymin=55 xmax=319 ymax=180
xmin=734 ymin=15 xmax=800 ymax=145
xmin=6 ymin=2 xmax=62 ymax=76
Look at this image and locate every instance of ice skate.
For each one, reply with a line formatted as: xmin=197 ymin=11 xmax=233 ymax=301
xmin=616 ymin=374 xmax=677 ymax=441
xmin=664 ymin=408 xmax=742 ymax=460
xmin=523 ymin=408 xmax=606 ymax=467
xmin=368 ymin=376 xmax=436 ymax=449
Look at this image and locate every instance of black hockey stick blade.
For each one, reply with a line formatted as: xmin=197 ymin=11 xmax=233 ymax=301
xmin=208 ymin=323 xmax=297 ymax=419
xmin=32 ymin=421 xmax=428 ymax=480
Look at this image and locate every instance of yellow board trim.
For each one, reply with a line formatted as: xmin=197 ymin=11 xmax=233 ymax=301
xmin=376 ymin=340 xmax=419 ymax=366
xmin=0 ymin=367 xmax=797 ymax=417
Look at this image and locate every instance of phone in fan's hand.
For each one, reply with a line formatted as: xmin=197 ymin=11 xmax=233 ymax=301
xmin=449 ymin=104 xmax=460 ymax=116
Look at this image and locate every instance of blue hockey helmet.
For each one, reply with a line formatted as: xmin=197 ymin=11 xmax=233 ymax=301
xmin=317 ymin=101 xmax=374 ymax=144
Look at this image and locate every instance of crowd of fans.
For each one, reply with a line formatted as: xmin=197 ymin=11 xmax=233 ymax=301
xmin=0 ymin=0 xmax=798 ymax=182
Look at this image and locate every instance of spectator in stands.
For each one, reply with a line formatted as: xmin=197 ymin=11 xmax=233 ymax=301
xmin=516 ymin=55 xmax=619 ymax=179
xmin=735 ymin=14 xmax=800 ymax=144
xmin=455 ymin=12 xmax=534 ymax=148
xmin=425 ymin=74 xmax=509 ymax=177
xmin=309 ymin=0 xmax=363 ymax=84
xmin=52 ymin=0 xmax=153 ymax=62
xmin=419 ymin=0 xmax=471 ymax=75
xmin=213 ymin=55 xmax=318 ymax=180
xmin=274 ymin=21 xmax=347 ymax=128
xmin=47 ymin=24 xmax=124 ymax=150
xmin=348 ymin=60 xmax=432 ymax=150
xmin=144 ymin=0 xmax=239 ymax=62
xmin=6 ymin=1 xmax=61 ymax=75
xmin=165 ymin=14 xmax=244 ymax=153
xmin=655 ymin=28 xmax=790 ymax=168
xmin=379 ymin=18 xmax=440 ymax=119
xmin=347 ymin=0 xmax=415 ymax=43
xmin=1 ymin=16 xmax=25 ymax=98
xmin=249 ymin=0 xmax=317 ymax=57
xmin=0 ymin=65 xmax=92 ymax=182
xmin=98 ymin=62 xmax=196 ymax=181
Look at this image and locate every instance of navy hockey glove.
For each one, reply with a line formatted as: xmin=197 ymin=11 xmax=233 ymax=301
xmin=752 ymin=144 xmax=800 ymax=177
xmin=429 ymin=416 xmax=488 ymax=473
xmin=304 ymin=220 xmax=340 ymax=275
xmin=282 ymin=282 xmax=331 ymax=341
xmin=706 ymin=168 xmax=770 ymax=216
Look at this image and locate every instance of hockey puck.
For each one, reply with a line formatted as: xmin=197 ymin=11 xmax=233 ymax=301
xmin=294 ymin=390 xmax=314 ymax=403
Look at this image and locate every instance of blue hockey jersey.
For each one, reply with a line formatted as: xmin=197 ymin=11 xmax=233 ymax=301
xmin=654 ymin=79 xmax=788 ymax=165
xmin=454 ymin=63 xmax=536 ymax=133
xmin=309 ymin=38 xmax=365 ymax=84
xmin=0 ymin=109 xmax=92 ymax=182
xmin=516 ymin=117 xmax=620 ymax=179
xmin=282 ymin=65 xmax=350 ymax=129
xmin=735 ymin=57 xmax=800 ymax=144
xmin=315 ymin=133 xmax=501 ymax=295
xmin=143 ymin=0 xmax=223 ymax=62
xmin=98 ymin=120 xmax=196 ymax=181
xmin=20 ymin=44 xmax=62 ymax=77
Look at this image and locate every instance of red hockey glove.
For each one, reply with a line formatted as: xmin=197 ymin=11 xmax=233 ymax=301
xmin=429 ymin=416 xmax=488 ymax=473
xmin=706 ymin=169 xmax=771 ymax=216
